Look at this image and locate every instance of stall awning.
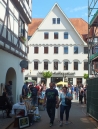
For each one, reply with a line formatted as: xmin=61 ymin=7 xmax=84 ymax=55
xmin=90 ymin=10 xmax=98 ymax=26
xmin=90 ymin=52 xmax=98 ymax=62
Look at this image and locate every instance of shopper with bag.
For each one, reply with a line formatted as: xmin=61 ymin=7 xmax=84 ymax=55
xmin=59 ymin=86 xmax=73 ymax=126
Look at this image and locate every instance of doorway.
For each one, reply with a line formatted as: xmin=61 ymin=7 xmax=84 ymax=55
xmin=76 ymin=78 xmax=82 ymax=85
xmin=5 ymin=67 xmax=16 ymax=103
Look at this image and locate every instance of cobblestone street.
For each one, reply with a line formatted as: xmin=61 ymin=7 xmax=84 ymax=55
xmin=6 ymin=100 xmax=98 ymax=129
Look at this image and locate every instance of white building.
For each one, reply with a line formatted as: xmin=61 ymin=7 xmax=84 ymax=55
xmin=0 ymin=0 xmax=32 ymax=103
xmin=25 ymin=3 xmax=88 ymax=86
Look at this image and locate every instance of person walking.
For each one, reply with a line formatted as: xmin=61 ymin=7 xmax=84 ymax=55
xmin=30 ymin=84 xmax=38 ymax=106
xmin=59 ymin=86 xmax=73 ymax=126
xmin=43 ymin=82 xmax=59 ymax=127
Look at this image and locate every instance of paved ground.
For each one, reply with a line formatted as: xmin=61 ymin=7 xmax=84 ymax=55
xmin=7 ymin=100 xmax=98 ymax=129
xmin=0 ymin=112 xmax=14 ymax=129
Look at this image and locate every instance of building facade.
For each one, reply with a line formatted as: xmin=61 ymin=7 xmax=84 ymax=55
xmin=25 ymin=3 xmax=88 ymax=87
xmin=0 ymin=0 xmax=32 ymax=103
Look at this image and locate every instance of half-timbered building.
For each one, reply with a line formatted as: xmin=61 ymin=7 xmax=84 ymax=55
xmin=0 ymin=0 xmax=32 ymax=103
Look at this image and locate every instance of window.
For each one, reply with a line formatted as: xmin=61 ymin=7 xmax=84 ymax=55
xmin=54 ymin=47 xmax=58 ymax=54
xmin=25 ymin=77 xmax=28 ymax=80
xmin=64 ymin=32 xmax=68 ymax=39
xmin=74 ymin=62 xmax=78 ymax=70
xmin=44 ymin=47 xmax=48 ymax=54
xmin=44 ymin=32 xmax=49 ymax=39
xmin=74 ymin=46 xmax=78 ymax=54
xmin=64 ymin=62 xmax=68 ymax=70
xmin=54 ymin=32 xmax=58 ymax=39
xmin=44 ymin=62 xmax=48 ymax=70
xmin=19 ymin=18 xmax=25 ymax=37
xmin=34 ymin=47 xmax=38 ymax=53
xmin=92 ymin=46 xmax=98 ymax=54
xmin=76 ymin=78 xmax=82 ymax=85
xmin=54 ymin=62 xmax=58 ymax=70
xmin=64 ymin=47 xmax=68 ymax=54
xmin=52 ymin=18 xmax=56 ymax=24
xmin=84 ymin=62 xmax=88 ymax=70
xmin=57 ymin=18 xmax=60 ymax=24
xmin=94 ymin=38 xmax=98 ymax=43
xmin=34 ymin=62 xmax=38 ymax=70
xmin=84 ymin=47 xmax=88 ymax=54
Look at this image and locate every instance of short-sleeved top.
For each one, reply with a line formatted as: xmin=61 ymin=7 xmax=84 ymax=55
xmin=60 ymin=92 xmax=72 ymax=106
xmin=45 ymin=88 xmax=58 ymax=103
xmin=22 ymin=84 xmax=28 ymax=96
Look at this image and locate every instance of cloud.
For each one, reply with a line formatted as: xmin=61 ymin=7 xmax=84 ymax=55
xmin=70 ymin=6 xmax=87 ymax=12
xmin=82 ymin=13 xmax=88 ymax=17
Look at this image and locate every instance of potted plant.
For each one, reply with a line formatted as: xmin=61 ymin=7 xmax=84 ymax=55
xmin=42 ymin=71 xmax=52 ymax=87
xmin=83 ymin=73 xmax=89 ymax=80
xmin=42 ymin=71 xmax=52 ymax=78
xmin=83 ymin=73 xmax=89 ymax=84
xmin=19 ymin=36 xmax=26 ymax=43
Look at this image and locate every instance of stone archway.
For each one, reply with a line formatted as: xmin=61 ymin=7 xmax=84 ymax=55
xmin=5 ymin=67 xmax=16 ymax=103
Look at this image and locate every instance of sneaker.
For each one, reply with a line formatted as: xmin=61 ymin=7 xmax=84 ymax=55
xmin=65 ymin=121 xmax=71 ymax=125
xmin=49 ymin=123 xmax=53 ymax=127
xmin=59 ymin=121 xmax=63 ymax=126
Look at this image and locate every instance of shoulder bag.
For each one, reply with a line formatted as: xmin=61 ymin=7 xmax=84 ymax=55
xmin=65 ymin=93 xmax=71 ymax=106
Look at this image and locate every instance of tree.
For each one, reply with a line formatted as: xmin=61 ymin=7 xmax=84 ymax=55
xmin=83 ymin=73 xmax=89 ymax=79
xmin=42 ymin=71 xmax=52 ymax=78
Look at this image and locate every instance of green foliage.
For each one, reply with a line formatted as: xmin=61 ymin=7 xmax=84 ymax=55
xmin=42 ymin=71 xmax=52 ymax=78
xmin=20 ymin=36 xmax=26 ymax=43
xmin=83 ymin=73 xmax=89 ymax=79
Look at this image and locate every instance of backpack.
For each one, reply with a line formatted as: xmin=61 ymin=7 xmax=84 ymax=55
xmin=31 ymin=87 xmax=37 ymax=96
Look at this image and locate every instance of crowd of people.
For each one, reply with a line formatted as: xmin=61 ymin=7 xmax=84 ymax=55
xmin=22 ymin=82 xmax=46 ymax=106
xmin=68 ymin=84 xmax=87 ymax=104
xmin=1 ymin=80 xmax=87 ymax=123
xmin=17 ymin=81 xmax=87 ymax=128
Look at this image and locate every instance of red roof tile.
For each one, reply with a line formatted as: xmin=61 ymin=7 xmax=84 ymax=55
xmin=69 ymin=18 xmax=88 ymax=41
xmin=28 ymin=18 xmax=43 ymax=36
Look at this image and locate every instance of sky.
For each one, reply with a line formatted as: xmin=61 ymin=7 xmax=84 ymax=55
xmin=32 ymin=0 xmax=88 ymax=22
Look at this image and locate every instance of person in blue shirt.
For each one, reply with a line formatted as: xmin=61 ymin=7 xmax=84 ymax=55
xmin=22 ymin=82 xmax=29 ymax=97
xmin=59 ymin=86 xmax=73 ymax=126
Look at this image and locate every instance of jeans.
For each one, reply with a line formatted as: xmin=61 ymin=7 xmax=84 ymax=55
xmin=32 ymin=96 xmax=37 ymax=106
xmin=60 ymin=104 xmax=70 ymax=121
xmin=46 ymin=103 xmax=56 ymax=124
